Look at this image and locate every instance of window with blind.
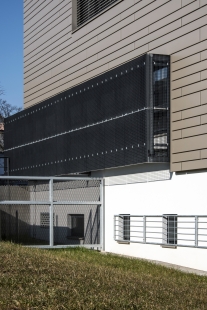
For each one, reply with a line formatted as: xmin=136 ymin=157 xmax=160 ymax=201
xmin=73 ymin=0 xmax=120 ymax=30
xmin=163 ymin=215 xmax=177 ymax=245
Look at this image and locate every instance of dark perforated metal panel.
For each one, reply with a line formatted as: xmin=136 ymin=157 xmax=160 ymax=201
xmin=4 ymin=54 xmax=170 ymax=176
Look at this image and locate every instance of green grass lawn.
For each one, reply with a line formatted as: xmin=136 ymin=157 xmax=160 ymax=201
xmin=0 ymin=242 xmax=207 ymax=309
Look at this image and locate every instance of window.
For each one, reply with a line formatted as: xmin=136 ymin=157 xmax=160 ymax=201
xmin=152 ymin=56 xmax=170 ymax=159
xmin=120 ymin=214 xmax=130 ymax=241
xmin=163 ymin=215 xmax=177 ymax=245
xmin=68 ymin=214 xmax=84 ymax=238
xmin=154 ymin=67 xmax=168 ymax=82
xmin=40 ymin=212 xmax=55 ymax=228
xmin=72 ymin=0 xmax=120 ymax=30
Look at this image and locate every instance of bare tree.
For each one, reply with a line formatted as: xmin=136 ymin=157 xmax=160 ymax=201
xmin=0 ymin=99 xmax=22 ymax=152
xmin=0 ymin=99 xmax=21 ymax=118
xmin=0 ymin=84 xmax=4 ymax=96
xmin=0 ymin=119 xmax=4 ymax=152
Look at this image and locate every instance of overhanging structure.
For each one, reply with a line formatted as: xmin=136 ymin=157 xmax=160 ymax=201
xmin=5 ymin=53 xmax=170 ymax=176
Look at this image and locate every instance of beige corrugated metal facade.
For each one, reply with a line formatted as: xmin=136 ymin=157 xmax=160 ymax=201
xmin=24 ymin=0 xmax=207 ymax=173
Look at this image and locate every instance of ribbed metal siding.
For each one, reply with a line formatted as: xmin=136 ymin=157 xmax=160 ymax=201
xmin=77 ymin=0 xmax=119 ymax=27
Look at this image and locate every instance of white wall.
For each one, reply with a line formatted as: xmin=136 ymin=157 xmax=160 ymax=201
xmin=104 ymin=170 xmax=207 ymax=271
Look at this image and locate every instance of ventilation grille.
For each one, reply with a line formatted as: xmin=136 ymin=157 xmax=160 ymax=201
xmin=40 ymin=213 xmax=55 ymax=228
xmin=77 ymin=0 xmax=119 ymax=27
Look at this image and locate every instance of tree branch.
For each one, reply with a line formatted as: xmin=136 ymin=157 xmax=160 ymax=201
xmin=0 ymin=99 xmax=22 ymax=152
xmin=0 ymin=84 xmax=4 ymax=96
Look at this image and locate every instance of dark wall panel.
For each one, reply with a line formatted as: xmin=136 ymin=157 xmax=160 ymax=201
xmin=5 ymin=54 xmax=170 ymax=176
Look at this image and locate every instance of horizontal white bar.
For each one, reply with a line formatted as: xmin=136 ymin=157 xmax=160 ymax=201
xmin=0 ymin=201 xmax=51 ymax=205
xmin=114 ymin=238 xmax=207 ymax=248
xmin=114 ymin=215 xmax=207 ymax=218
xmin=53 ymin=201 xmax=101 ymax=205
xmin=26 ymin=244 xmax=102 ymax=249
xmin=0 ymin=200 xmax=101 ymax=205
xmin=0 ymin=176 xmax=102 ymax=181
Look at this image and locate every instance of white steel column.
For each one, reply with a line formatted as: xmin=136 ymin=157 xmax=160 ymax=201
xmin=0 ymin=210 xmax=1 ymax=241
xmin=99 ymin=179 xmax=104 ymax=250
xmin=143 ymin=216 xmax=146 ymax=243
xmin=49 ymin=178 xmax=54 ymax=247
xmin=195 ymin=216 xmax=198 ymax=247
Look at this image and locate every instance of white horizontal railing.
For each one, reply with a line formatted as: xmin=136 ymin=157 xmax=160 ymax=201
xmin=114 ymin=215 xmax=207 ymax=249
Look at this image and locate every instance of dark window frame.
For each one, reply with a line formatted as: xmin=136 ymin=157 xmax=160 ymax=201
xmin=120 ymin=214 xmax=130 ymax=241
xmin=68 ymin=214 xmax=84 ymax=238
xmin=163 ymin=214 xmax=177 ymax=245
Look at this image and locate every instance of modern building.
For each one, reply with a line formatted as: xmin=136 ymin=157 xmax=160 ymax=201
xmin=3 ymin=0 xmax=207 ymax=271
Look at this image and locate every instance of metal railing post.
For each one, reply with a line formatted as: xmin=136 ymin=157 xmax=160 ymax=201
xmin=114 ymin=215 xmax=115 ymax=241
xmin=99 ymin=179 xmax=104 ymax=250
xmin=0 ymin=210 xmax=1 ymax=241
xmin=143 ymin=216 xmax=146 ymax=243
xmin=49 ymin=178 xmax=54 ymax=247
xmin=195 ymin=216 xmax=198 ymax=247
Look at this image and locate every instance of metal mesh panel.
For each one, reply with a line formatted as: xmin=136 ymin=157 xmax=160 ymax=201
xmin=77 ymin=0 xmax=119 ymax=28
xmin=0 ymin=204 xmax=50 ymax=245
xmin=4 ymin=53 xmax=170 ymax=176
xmin=0 ymin=180 xmax=49 ymax=201
xmin=53 ymin=204 xmax=100 ymax=246
xmin=0 ymin=177 xmax=102 ymax=247
xmin=53 ymin=179 xmax=100 ymax=202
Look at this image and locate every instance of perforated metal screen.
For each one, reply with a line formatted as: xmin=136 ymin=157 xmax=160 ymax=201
xmin=4 ymin=54 xmax=170 ymax=176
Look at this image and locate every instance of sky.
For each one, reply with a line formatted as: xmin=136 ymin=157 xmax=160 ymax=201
xmin=0 ymin=0 xmax=23 ymax=109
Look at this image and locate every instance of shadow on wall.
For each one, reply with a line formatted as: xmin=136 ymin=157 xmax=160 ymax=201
xmin=0 ymin=206 xmax=100 ymax=246
xmin=0 ymin=209 xmax=33 ymax=245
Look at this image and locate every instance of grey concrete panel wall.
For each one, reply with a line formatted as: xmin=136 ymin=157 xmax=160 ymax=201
xmin=23 ymin=0 xmax=207 ymax=172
